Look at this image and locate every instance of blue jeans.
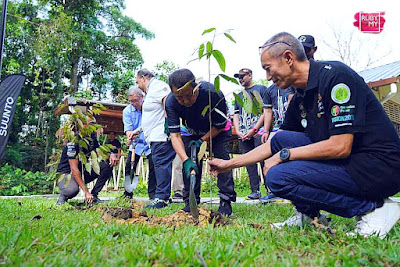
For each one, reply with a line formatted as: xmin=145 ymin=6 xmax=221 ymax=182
xmin=150 ymin=141 xmax=176 ymax=200
xmin=266 ymin=131 xmax=382 ymax=218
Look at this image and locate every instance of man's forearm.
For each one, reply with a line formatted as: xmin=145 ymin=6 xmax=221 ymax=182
xmin=201 ymin=127 xmax=222 ymax=142
xmin=170 ymin=133 xmax=189 ymax=161
xmin=69 ymin=161 xmax=89 ymax=193
xmin=230 ymin=140 xmax=273 ymax=167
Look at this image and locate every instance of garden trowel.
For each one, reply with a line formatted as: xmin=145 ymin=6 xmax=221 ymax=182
xmin=125 ymin=142 xmax=139 ymax=193
xmin=189 ymin=143 xmax=199 ymax=220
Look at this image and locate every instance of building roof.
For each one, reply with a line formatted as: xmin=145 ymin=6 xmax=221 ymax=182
xmin=55 ymin=97 xmax=127 ymax=135
xmin=358 ymin=60 xmax=400 ymax=87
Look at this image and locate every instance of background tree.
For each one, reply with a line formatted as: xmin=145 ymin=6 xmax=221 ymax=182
xmin=0 ymin=0 xmax=153 ymax=171
xmin=319 ymin=23 xmax=391 ymax=71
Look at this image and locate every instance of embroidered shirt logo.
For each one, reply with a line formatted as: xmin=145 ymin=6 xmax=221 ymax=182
xmin=331 ymin=83 xmax=351 ymax=104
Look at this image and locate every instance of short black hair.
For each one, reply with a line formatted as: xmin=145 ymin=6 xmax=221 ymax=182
xmin=168 ymin=69 xmax=197 ymax=90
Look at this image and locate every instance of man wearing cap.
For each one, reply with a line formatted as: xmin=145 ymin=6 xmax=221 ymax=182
xmin=166 ymin=68 xmax=236 ymax=216
xmin=298 ymin=35 xmax=317 ymax=60
xmin=136 ymin=69 xmax=176 ymax=209
xmin=233 ymin=68 xmax=266 ymax=200
xmin=209 ymin=32 xmax=400 ymax=238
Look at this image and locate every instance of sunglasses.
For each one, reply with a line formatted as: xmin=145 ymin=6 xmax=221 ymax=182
xmin=259 ymin=41 xmax=292 ymax=55
xmin=237 ymin=74 xmax=248 ymax=79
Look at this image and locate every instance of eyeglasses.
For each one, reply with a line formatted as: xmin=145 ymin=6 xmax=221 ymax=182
xmin=259 ymin=41 xmax=292 ymax=55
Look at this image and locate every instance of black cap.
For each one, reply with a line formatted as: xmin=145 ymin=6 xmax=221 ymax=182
xmin=234 ymin=68 xmax=252 ymax=78
xmin=298 ymin=35 xmax=315 ymax=48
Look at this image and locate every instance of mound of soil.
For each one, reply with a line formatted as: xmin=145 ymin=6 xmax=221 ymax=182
xmin=101 ymin=200 xmax=229 ymax=227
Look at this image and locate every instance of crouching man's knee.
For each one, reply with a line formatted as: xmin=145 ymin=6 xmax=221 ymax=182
xmin=265 ymin=166 xmax=291 ymax=197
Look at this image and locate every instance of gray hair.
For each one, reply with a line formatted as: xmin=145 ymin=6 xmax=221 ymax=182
xmin=137 ymin=68 xmax=155 ymax=79
xmin=128 ymin=87 xmax=143 ymax=96
xmin=261 ymin=32 xmax=307 ymax=61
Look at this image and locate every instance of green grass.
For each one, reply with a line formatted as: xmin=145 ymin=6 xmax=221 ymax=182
xmin=1 ymin=198 xmax=399 ymax=266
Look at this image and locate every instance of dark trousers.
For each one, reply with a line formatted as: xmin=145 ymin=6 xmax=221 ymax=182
xmin=182 ymin=130 xmax=236 ymax=205
xmin=150 ymin=141 xmax=176 ymax=200
xmin=239 ymin=134 xmax=264 ymax=192
xmin=125 ymin=151 xmax=156 ymax=199
xmin=265 ymin=131 xmax=381 ymax=218
xmin=58 ymin=160 xmax=112 ymax=199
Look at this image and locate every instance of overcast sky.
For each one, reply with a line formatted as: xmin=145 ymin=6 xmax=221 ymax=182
xmin=124 ymin=0 xmax=400 ymax=95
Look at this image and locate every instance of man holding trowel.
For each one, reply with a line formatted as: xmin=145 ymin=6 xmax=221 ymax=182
xmin=122 ymin=87 xmax=156 ymax=199
xmin=165 ymin=68 xmax=236 ymax=216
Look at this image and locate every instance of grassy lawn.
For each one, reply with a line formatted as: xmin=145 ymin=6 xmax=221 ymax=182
xmin=1 ymin=197 xmax=399 ymax=266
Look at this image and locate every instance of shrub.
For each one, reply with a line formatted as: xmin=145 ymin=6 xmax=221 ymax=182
xmin=0 ymin=164 xmax=54 ymax=196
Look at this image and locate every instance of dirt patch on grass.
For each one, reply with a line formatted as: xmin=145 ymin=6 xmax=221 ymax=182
xmin=101 ymin=200 xmax=229 ymax=227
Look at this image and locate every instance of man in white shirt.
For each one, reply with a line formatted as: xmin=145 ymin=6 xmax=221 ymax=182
xmin=136 ymin=68 xmax=176 ymax=209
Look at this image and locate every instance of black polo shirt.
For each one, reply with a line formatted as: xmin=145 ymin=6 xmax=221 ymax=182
xmin=281 ymin=60 xmax=400 ymax=199
xmin=234 ymin=84 xmax=267 ymax=134
xmin=107 ymin=139 xmax=121 ymax=154
xmin=166 ymin=81 xmax=228 ymax=136
xmin=56 ymin=133 xmax=100 ymax=174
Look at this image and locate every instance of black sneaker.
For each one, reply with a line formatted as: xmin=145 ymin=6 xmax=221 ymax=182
xmin=218 ymin=200 xmax=232 ymax=216
xmin=173 ymin=192 xmax=183 ymax=199
xmin=92 ymin=195 xmax=106 ymax=204
xmin=122 ymin=191 xmax=133 ymax=199
xmin=56 ymin=194 xmax=67 ymax=205
xmin=144 ymin=198 xmax=169 ymax=209
xmin=182 ymin=204 xmax=190 ymax=213
xmin=246 ymin=191 xmax=261 ymax=200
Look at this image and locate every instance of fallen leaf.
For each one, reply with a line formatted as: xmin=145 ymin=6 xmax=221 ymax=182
xmin=249 ymin=223 xmax=265 ymax=229
xmin=31 ymin=215 xmax=42 ymax=221
xmin=112 ymin=231 xmax=121 ymax=237
xmin=92 ymin=223 xmax=99 ymax=228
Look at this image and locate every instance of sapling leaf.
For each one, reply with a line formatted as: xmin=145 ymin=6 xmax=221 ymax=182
xmin=242 ymin=90 xmax=253 ymax=115
xmin=233 ymin=92 xmax=244 ymax=107
xmin=224 ymin=33 xmax=236 ymax=43
xmin=201 ymin=105 xmax=210 ymax=117
xmin=212 ymin=50 xmax=225 ymax=72
xmin=206 ymin=42 xmax=212 ymax=54
xmin=202 ymin=28 xmax=215 ymax=35
xmin=219 ymin=74 xmax=239 ymax=85
xmin=78 ymin=140 xmax=88 ymax=150
xmin=199 ymin=44 xmax=205 ymax=59
xmin=85 ymin=163 xmax=92 ymax=174
xmin=252 ymin=90 xmax=264 ymax=112
xmin=214 ymin=76 xmax=220 ymax=94
xmin=198 ymin=141 xmax=207 ymax=162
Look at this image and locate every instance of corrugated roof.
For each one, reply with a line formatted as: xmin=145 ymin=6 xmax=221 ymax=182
xmin=358 ymin=60 xmax=400 ymax=84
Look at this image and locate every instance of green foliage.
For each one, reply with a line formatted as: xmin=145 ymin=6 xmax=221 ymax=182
xmin=55 ymin=104 xmax=113 ymax=176
xmin=153 ymin=60 xmax=179 ymax=84
xmin=194 ymin=28 xmax=238 ymax=93
xmin=2 ymin=0 xmax=153 ymax=172
xmin=0 ymin=164 xmax=54 ymax=196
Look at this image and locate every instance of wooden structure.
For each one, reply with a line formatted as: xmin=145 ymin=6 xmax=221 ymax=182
xmin=54 ymin=97 xmax=127 ymax=135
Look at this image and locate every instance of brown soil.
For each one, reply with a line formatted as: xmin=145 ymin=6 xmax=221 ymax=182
xmin=101 ymin=199 xmax=229 ymax=227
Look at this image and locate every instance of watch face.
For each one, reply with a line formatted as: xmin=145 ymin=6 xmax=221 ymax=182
xmin=280 ymin=149 xmax=290 ymax=161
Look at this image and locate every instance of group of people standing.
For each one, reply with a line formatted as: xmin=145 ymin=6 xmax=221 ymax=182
xmin=55 ymin=31 xmax=400 ymax=238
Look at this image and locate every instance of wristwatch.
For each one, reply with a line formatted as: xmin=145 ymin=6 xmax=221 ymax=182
xmin=279 ymin=148 xmax=290 ymax=162
xmin=252 ymin=127 xmax=258 ymax=133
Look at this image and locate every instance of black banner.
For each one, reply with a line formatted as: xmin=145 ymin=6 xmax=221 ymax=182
xmin=0 ymin=74 xmax=26 ymax=159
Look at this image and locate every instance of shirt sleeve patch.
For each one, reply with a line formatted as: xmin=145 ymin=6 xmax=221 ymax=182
xmin=67 ymin=142 xmax=77 ymax=158
xmin=331 ymin=83 xmax=351 ymax=104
